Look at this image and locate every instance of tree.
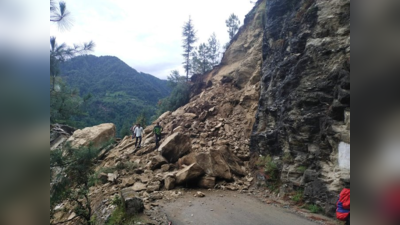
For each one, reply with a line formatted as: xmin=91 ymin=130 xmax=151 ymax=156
xmin=50 ymin=143 xmax=111 ymax=225
xmin=135 ymin=112 xmax=148 ymax=129
xmin=225 ymin=13 xmax=241 ymax=40
xmin=167 ymin=70 xmax=186 ymax=88
xmin=207 ymin=33 xmax=221 ymax=67
xmin=182 ymin=16 xmax=197 ymax=82
xmin=50 ymin=36 xmax=94 ymax=91
xmin=157 ymin=70 xmax=190 ymax=115
xmin=191 ymin=43 xmax=211 ymax=74
xmin=50 ymin=0 xmax=94 ymax=125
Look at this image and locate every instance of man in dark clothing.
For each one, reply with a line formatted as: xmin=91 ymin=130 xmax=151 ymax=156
xmin=153 ymin=122 xmax=163 ymax=147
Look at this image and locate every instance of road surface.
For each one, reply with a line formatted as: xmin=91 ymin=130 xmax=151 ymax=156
xmin=160 ymin=190 xmax=321 ymax=225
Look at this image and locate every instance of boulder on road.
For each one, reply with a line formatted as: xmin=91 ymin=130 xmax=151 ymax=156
xmin=164 ymin=176 xmax=176 ymax=190
xmin=159 ymin=132 xmax=192 ymax=163
xmin=175 ymin=163 xmax=204 ymax=184
xmin=195 ymin=147 xmax=246 ymax=180
xmin=198 ymin=176 xmax=216 ymax=189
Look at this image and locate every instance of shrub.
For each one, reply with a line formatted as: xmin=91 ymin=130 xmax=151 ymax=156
xmin=308 ymin=204 xmax=322 ymax=213
xmin=256 ymin=155 xmax=279 ymax=180
xmin=282 ymin=152 xmax=293 ymax=163
xmin=106 ymin=195 xmax=142 ymax=225
xmin=292 ymin=189 xmax=304 ymax=203
xmin=296 ymin=166 xmax=307 ymax=173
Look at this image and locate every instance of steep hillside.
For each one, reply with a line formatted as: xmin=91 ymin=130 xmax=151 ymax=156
xmin=60 ymin=55 xmax=170 ymax=135
xmin=51 ymin=0 xmax=350 ymax=224
xmin=250 ymin=0 xmax=350 ymax=217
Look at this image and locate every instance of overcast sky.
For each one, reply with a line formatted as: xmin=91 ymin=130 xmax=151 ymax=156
xmin=50 ymin=0 xmax=255 ymax=79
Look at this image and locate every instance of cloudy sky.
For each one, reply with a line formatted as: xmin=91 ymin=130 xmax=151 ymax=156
xmin=50 ymin=0 xmax=255 ymax=79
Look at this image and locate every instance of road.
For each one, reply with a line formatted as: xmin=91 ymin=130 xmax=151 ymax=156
xmin=160 ymin=190 xmax=321 ymax=225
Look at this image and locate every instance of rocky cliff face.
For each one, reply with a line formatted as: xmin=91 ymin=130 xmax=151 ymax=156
xmin=51 ymin=0 xmax=351 ymax=223
xmin=250 ymin=0 xmax=350 ymax=216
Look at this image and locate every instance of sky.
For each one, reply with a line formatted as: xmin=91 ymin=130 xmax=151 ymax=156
xmin=50 ymin=0 xmax=255 ymax=80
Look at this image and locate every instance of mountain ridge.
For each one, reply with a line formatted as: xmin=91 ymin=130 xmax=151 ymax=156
xmin=59 ymin=54 xmax=171 ymax=136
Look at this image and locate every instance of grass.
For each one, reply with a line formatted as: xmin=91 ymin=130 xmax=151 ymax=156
xmin=296 ymin=166 xmax=307 ymax=173
xmin=307 ymin=204 xmax=322 ymax=213
xmin=292 ymin=189 xmax=304 ymax=203
xmin=256 ymin=155 xmax=279 ymax=180
xmin=106 ymin=195 xmax=144 ymax=225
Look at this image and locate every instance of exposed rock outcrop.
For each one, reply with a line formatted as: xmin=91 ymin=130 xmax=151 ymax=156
xmin=250 ymin=0 xmax=350 ymax=217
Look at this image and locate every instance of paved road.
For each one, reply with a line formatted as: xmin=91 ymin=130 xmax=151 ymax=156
xmin=160 ymin=190 xmax=320 ymax=225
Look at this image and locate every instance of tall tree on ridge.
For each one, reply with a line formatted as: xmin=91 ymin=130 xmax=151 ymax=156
xmin=182 ymin=16 xmax=197 ymax=82
xmin=207 ymin=32 xmax=220 ymax=67
xmin=225 ymin=13 xmax=241 ymax=40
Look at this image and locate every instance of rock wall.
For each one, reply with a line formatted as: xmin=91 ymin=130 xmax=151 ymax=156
xmin=250 ymin=0 xmax=350 ymax=217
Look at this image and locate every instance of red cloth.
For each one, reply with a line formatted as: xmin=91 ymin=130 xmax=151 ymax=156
xmin=336 ymin=188 xmax=350 ymax=221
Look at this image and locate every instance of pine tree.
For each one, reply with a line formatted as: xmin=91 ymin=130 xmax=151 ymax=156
xmin=198 ymin=43 xmax=211 ymax=74
xmin=182 ymin=16 xmax=197 ymax=82
xmin=225 ymin=13 xmax=241 ymax=40
xmin=207 ymin=32 xmax=220 ymax=67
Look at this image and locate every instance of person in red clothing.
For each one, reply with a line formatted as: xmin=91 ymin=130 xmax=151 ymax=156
xmin=337 ymin=182 xmax=350 ymax=225
xmin=377 ymin=182 xmax=400 ymax=225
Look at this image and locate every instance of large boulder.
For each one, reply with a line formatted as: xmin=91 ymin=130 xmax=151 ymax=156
xmin=175 ymin=163 xmax=204 ymax=184
xmin=158 ymin=132 xmax=192 ymax=163
xmin=195 ymin=147 xmax=246 ymax=180
xmin=66 ymin=123 xmax=116 ymax=149
xmin=164 ymin=176 xmax=176 ymax=190
xmin=198 ymin=176 xmax=216 ymax=189
xmin=147 ymin=155 xmax=168 ymax=170
xmin=120 ymin=188 xmax=144 ymax=215
xmin=132 ymin=182 xmax=147 ymax=191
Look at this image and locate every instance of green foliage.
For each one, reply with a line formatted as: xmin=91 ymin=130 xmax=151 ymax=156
xmin=88 ymin=162 xmax=137 ymax=187
xmin=182 ymin=16 xmax=198 ymax=80
xmin=296 ymin=166 xmax=307 ymax=173
xmin=50 ymin=143 xmax=106 ymax=225
xmin=256 ymin=155 xmax=279 ymax=180
xmin=226 ymin=13 xmax=241 ymax=40
xmin=190 ymin=33 xmax=221 ymax=75
xmin=307 ymin=204 xmax=322 ymax=213
xmin=282 ymin=152 xmax=293 ymax=163
xmin=292 ymin=189 xmax=304 ymax=203
xmin=207 ymin=32 xmax=221 ymax=67
xmin=191 ymin=43 xmax=212 ymax=75
xmin=50 ymin=77 xmax=88 ymax=124
xmin=135 ymin=113 xmax=148 ymax=129
xmin=59 ymin=55 xmax=171 ymax=137
xmin=157 ymin=70 xmax=190 ymax=116
xmin=106 ymin=195 xmax=143 ymax=225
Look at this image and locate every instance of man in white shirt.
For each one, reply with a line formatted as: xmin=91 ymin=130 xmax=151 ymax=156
xmin=134 ymin=124 xmax=144 ymax=148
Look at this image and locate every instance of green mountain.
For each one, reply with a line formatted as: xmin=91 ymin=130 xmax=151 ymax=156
xmin=59 ymin=55 xmax=170 ymax=136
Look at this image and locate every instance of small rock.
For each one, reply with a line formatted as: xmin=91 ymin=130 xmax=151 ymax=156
xmin=196 ymin=191 xmax=205 ymax=197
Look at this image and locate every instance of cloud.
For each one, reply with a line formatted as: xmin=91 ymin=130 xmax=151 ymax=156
xmin=50 ymin=0 xmax=254 ymax=79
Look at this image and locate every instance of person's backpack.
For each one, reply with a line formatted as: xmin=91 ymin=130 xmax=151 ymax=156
xmin=336 ymin=188 xmax=350 ymax=221
xmin=130 ymin=126 xmax=136 ymax=133
xmin=154 ymin=126 xmax=161 ymax=135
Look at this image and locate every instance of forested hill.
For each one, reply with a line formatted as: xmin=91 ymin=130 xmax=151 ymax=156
xmin=59 ymin=55 xmax=170 ymax=136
